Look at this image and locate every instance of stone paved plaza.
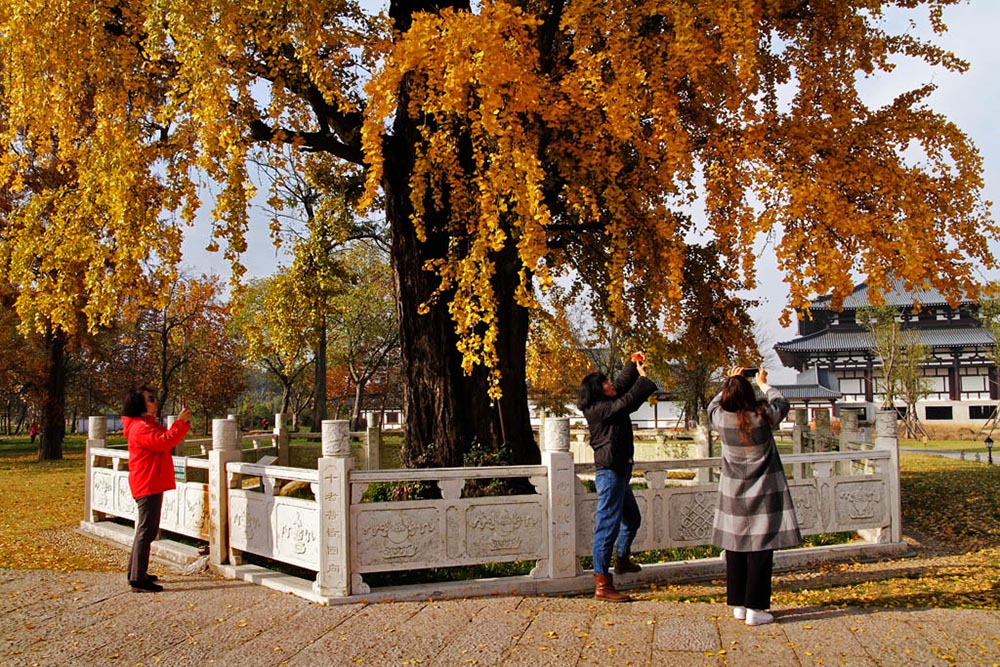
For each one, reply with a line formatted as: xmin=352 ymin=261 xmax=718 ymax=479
xmin=3 ymin=568 xmax=999 ymax=666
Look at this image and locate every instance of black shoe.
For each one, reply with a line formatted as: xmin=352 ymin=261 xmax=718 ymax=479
xmin=145 ymin=574 xmax=159 ymax=582
xmin=613 ymin=554 xmax=642 ymax=575
xmin=130 ymin=579 xmax=163 ymax=593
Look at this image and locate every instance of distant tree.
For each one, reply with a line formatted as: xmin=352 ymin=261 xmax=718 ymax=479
xmin=859 ymin=304 xmax=905 ymax=409
xmin=326 ymin=243 xmax=400 ymax=431
xmin=0 ymin=294 xmax=46 ymax=435
xmin=232 ymin=273 xmax=315 ymax=429
xmin=659 ymin=244 xmax=759 ymax=426
xmin=525 ymin=301 xmax=593 ymax=417
xmin=135 ymin=275 xmax=237 ymax=419
xmin=0 ymin=106 xmax=175 ymax=458
xmin=976 ymin=285 xmax=1000 ymax=430
xmin=896 ymin=339 xmax=931 ymax=439
xmin=257 ymin=151 xmax=381 ymax=428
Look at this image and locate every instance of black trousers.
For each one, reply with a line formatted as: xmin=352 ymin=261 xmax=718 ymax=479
xmin=128 ymin=493 xmax=163 ymax=583
xmin=725 ymin=549 xmax=774 ymax=610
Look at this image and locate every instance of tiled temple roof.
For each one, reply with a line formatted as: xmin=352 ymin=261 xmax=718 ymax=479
xmin=810 ymin=278 xmax=976 ymax=311
xmin=774 ymin=327 xmax=994 ymax=354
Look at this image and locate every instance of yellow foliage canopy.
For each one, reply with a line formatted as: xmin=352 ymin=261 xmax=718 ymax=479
xmin=1 ymin=0 xmax=994 ymax=383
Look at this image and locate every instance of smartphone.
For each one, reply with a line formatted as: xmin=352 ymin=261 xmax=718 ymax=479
xmin=742 ymin=367 xmax=759 ymax=378
xmin=181 ymin=395 xmax=187 ymax=409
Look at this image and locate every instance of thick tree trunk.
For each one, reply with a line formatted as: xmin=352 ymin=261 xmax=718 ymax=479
xmin=382 ymin=0 xmax=537 ymax=468
xmin=384 ymin=146 xmax=537 ymax=469
xmin=38 ymin=328 xmax=67 ymax=461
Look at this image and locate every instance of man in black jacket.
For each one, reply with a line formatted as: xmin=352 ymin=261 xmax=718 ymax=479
xmin=577 ymin=352 xmax=657 ymax=601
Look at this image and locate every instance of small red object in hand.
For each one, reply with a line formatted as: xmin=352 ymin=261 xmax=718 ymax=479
xmin=632 ymin=352 xmax=645 ymax=363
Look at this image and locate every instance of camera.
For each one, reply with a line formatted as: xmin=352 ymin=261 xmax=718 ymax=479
xmin=742 ymin=367 xmax=759 ymax=378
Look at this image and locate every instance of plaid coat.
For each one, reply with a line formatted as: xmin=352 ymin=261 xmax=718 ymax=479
xmin=708 ymin=387 xmax=802 ymax=552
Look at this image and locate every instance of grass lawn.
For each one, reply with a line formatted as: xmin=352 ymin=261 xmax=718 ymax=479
xmin=2 ymin=436 xmax=998 ymax=609
xmin=899 ymin=439 xmax=994 ymax=452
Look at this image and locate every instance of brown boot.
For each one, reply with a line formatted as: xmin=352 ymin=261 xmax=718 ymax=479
xmin=594 ymin=573 xmax=631 ymax=602
xmin=613 ymin=554 xmax=642 ymax=574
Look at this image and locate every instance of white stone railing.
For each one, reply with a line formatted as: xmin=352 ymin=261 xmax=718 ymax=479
xmin=83 ymin=416 xmax=212 ymax=542
xmin=80 ymin=411 xmax=904 ymax=604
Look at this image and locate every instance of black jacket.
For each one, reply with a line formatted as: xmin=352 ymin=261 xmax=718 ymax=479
xmin=582 ymin=361 xmax=657 ymax=473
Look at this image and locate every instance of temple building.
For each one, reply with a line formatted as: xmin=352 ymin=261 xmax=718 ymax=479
xmin=773 ymin=280 xmax=997 ymax=424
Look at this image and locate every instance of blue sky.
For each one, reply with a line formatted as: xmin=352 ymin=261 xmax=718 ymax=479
xmin=180 ymin=1 xmax=999 ymax=383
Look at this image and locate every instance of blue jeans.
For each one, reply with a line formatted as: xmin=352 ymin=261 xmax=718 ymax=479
xmin=593 ymin=467 xmax=641 ymax=575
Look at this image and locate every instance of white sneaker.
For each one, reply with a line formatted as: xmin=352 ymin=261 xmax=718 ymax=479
xmin=732 ymin=606 xmax=747 ymax=620
xmin=745 ymin=609 xmax=774 ymax=626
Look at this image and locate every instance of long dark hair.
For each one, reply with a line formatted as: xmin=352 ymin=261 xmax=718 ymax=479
xmin=719 ymin=375 xmax=768 ymax=446
xmin=577 ymin=372 xmax=609 ymax=411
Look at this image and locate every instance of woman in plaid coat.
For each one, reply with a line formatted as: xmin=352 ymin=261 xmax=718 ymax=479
xmin=708 ymin=367 xmax=801 ymax=626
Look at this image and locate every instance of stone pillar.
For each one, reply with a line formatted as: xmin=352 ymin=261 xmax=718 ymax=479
xmin=274 ymin=413 xmax=290 ymax=467
xmin=315 ymin=420 xmax=352 ymax=598
xmin=209 ymin=418 xmax=241 ymax=566
xmin=860 ymin=410 xmax=901 ymax=544
xmin=541 ymin=417 xmax=579 ymax=578
xmin=814 ymin=408 xmax=833 ymax=452
xmin=693 ymin=409 xmax=712 ymax=484
xmin=839 ymin=411 xmax=859 ymax=450
xmin=366 ymin=426 xmax=381 ymax=471
xmin=84 ymin=416 xmax=107 ymax=523
xmin=791 ymin=409 xmax=807 ymax=479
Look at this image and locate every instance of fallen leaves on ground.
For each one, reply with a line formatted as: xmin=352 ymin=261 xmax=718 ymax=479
xmin=639 ymin=454 xmax=1000 ymax=610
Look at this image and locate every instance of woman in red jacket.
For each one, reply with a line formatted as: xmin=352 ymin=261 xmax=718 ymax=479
xmin=122 ymin=386 xmax=190 ymax=592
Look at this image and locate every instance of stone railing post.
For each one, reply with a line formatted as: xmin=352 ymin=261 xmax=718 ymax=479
xmin=814 ymin=408 xmax=833 ymax=452
xmin=866 ymin=410 xmax=901 ymax=543
xmin=693 ymin=409 xmax=712 ymax=483
xmin=791 ymin=409 xmax=807 ymax=479
xmin=166 ymin=415 xmax=183 ymax=456
xmin=366 ymin=426 xmax=381 ymax=471
xmin=84 ymin=416 xmax=108 ymax=523
xmin=838 ymin=410 xmax=860 ymax=475
xmin=274 ymin=413 xmax=290 ymax=467
xmin=315 ymin=420 xmax=353 ymax=598
xmin=209 ymin=418 xmax=241 ymax=566
xmin=542 ymin=417 xmax=579 ymax=579
xmin=839 ymin=411 xmax=859 ymax=450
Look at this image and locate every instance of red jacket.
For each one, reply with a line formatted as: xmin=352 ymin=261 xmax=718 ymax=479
xmin=123 ymin=414 xmax=191 ymax=498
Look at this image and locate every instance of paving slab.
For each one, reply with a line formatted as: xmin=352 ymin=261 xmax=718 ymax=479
xmin=2 ymin=569 xmax=1000 ymax=667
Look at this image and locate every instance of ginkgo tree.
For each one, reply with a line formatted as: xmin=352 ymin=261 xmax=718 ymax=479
xmin=1 ymin=0 xmax=995 ymax=467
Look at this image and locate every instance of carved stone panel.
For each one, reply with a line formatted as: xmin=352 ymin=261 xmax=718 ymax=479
xmin=180 ymin=484 xmax=211 ymax=539
xmin=91 ymin=470 xmax=115 ymax=514
xmin=229 ymin=491 xmax=271 ymax=556
xmin=355 ymin=507 xmax=441 ymax=569
xmin=788 ymin=481 xmax=822 ymax=534
xmin=627 ymin=493 xmax=652 ymax=552
xmin=667 ymin=490 xmax=717 ymax=545
xmin=160 ymin=489 xmax=180 ymax=532
xmin=461 ymin=502 xmax=545 ymax=559
xmin=575 ymin=495 xmax=596 ymax=557
xmin=273 ymin=500 xmax=320 ymax=570
xmin=115 ymin=475 xmax=136 ymax=518
xmin=832 ymin=478 xmax=889 ymax=529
